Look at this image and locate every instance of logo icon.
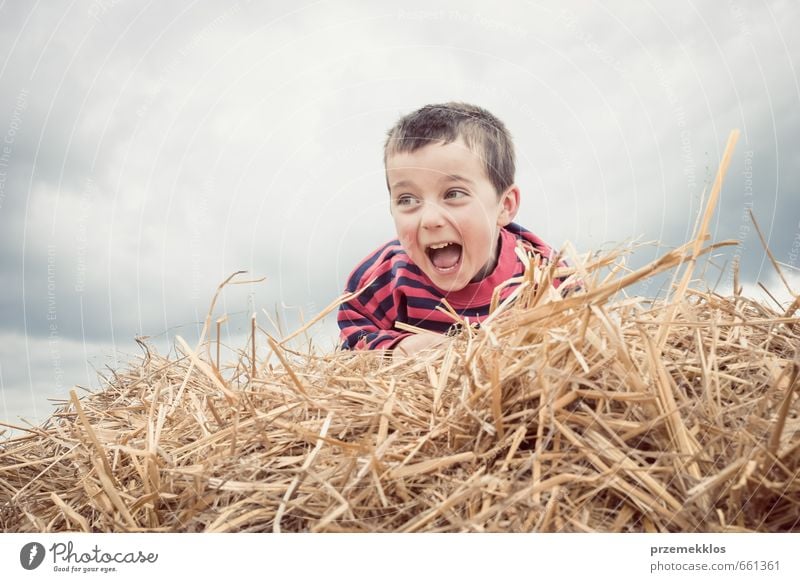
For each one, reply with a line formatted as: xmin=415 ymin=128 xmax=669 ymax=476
xmin=20 ymin=542 xmax=46 ymax=570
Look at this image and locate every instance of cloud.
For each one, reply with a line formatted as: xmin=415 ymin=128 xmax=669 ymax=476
xmin=0 ymin=331 xmax=123 ymax=429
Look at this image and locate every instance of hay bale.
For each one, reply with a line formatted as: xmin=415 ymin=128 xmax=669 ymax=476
xmin=1 ymin=237 xmax=798 ymax=532
xmin=1 ymin=131 xmax=798 ymax=532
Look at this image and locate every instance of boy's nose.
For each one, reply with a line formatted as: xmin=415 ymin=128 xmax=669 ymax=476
xmin=420 ymin=202 xmax=447 ymax=229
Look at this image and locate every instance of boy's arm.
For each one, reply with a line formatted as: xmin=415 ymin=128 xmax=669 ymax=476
xmin=392 ymin=333 xmax=446 ymax=360
xmin=337 ymin=243 xmax=412 ymax=351
xmin=339 ymin=304 xmax=446 ymax=354
xmin=337 ymin=299 xmax=411 ymax=350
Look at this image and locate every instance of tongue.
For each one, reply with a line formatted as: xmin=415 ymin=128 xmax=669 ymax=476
xmin=430 ymin=244 xmax=461 ymax=269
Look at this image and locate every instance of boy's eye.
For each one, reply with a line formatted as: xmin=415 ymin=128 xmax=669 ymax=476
xmin=444 ymin=189 xmax=467 ymax=200
xmin=395 ymin=194 xmax=418 ymax=207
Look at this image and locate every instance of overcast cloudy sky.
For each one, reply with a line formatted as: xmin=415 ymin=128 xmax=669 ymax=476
xmin=1 ymin=0 xmax=798 ymax=430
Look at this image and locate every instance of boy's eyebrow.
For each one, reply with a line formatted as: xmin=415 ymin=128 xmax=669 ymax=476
xmin=390 ymin=179 xmax=413 ymax=190
xmin=390 ymin=175 xmax=475 ymax=190
xmin=441 ymin=174 xmax=475 ymax=185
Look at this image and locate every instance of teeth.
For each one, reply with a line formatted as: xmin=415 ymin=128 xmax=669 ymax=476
xmin=428 ymin=242 xmax=454 ymax=250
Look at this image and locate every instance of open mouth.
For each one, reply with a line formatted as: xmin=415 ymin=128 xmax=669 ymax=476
xmin=425 ymin=241 xmax=463 ymax=273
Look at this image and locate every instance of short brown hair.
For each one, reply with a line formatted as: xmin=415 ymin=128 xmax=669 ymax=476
xmin=384 ymin=102 xmax=515 ymax=196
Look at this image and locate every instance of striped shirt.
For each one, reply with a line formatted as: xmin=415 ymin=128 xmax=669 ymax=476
xmin=338 ymin=223 xmax=559 ymax=350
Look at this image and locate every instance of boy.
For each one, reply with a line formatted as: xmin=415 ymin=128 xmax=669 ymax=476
xmin=338 ymin=102 xmax=561 ymax=357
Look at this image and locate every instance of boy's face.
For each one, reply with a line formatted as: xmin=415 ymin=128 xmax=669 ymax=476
xmin=386 ymin=138 xmax=519 ymax=293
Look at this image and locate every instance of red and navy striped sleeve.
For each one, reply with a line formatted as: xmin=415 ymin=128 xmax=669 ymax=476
xmin=337 ymin=240 xmax=413 ymax=350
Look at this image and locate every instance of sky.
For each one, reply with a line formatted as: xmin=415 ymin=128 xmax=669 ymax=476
xmin=1 ymin=0 xmax=798 ymax=431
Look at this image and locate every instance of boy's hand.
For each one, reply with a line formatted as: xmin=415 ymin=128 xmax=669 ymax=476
xmin=393 ymin=333 xmax=446 ymax=361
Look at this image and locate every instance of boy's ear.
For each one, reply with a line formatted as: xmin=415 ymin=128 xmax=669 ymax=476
xmin=497 ymin=185 xmax=520 ymax=226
